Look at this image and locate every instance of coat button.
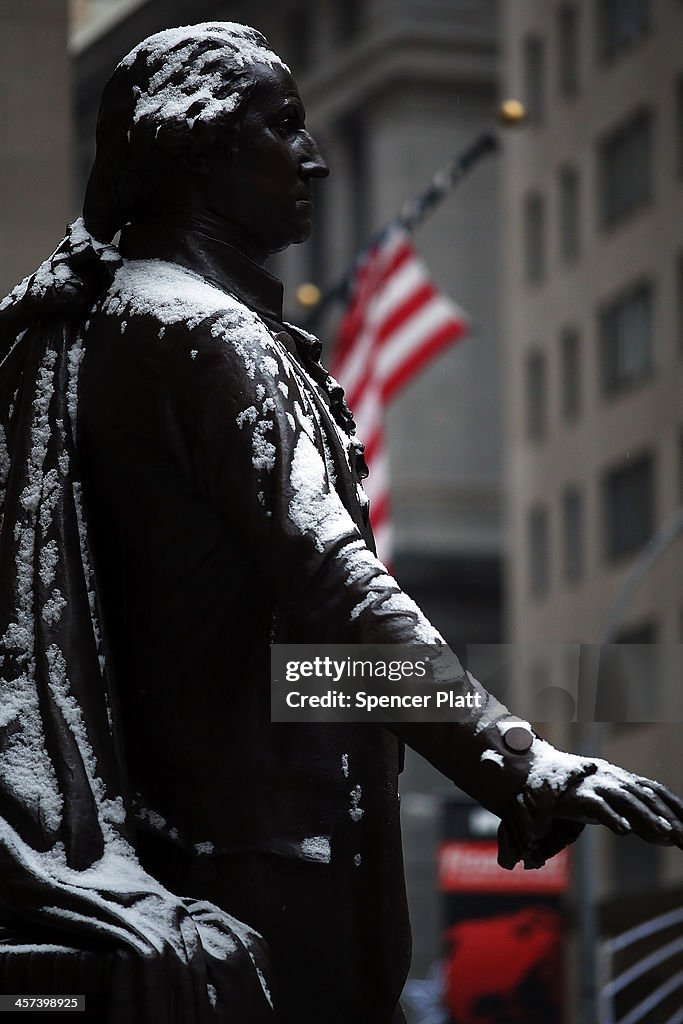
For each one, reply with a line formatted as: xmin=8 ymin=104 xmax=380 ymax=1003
xmin=503 ymin=726 xmax=534 ymax=752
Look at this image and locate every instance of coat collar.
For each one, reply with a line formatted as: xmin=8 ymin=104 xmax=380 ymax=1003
xmin=119 ymin=223 xmax=285 ymax=323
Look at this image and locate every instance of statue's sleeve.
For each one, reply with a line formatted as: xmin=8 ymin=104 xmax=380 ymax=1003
xmin=169 ymin=313 xmax=594 ymax=868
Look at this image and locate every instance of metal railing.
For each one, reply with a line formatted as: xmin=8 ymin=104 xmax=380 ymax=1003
xmin=600 ymin=907 xmax=683 ymax=1023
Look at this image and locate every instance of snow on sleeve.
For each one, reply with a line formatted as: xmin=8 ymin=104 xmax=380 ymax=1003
xmin=250 ymin=419 xmax=276 ymax=473
xmin=288 ymin=433 xmax=357 ymax=554
xmin=299 ymin=835 xmax=331 ymax=864
xmin=378 ymin=592 xmax=443 ymax=644
xmin=525 ymin=738 xmax=595 ymax=793
xmin=236 ymin=407 xmax=258 ymax=429
xmin=348 ymin=575 xmax=398 ymax=622
xmin=285 ymin=405 xmax=446 ymax=643
xmin=194 ymin=841 xmax=215 ymax=856
xmin=481 ymin=750 xmax=504 ymax=768
xmin=349 ymin=784 xmax=364 ymax=822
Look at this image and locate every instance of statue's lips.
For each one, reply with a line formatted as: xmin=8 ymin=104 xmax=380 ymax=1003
xmin=295 ymin=199 xmax=313 ymax=210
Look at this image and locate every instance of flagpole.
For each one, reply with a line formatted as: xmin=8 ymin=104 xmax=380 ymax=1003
xmin=298 ymin=99 xmax=525 ymax=328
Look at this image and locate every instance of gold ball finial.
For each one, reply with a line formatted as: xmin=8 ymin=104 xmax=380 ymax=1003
xmin=295 ymin=282 xmax=323 ymax=308
xmin=497 ymin=99 xmax=526 ymax=126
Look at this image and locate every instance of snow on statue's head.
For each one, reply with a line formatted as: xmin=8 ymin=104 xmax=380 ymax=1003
xmin=83 ymin=23 xmax=289 ymax=242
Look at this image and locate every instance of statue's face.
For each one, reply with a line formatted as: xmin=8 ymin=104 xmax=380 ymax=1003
xmin=201 ymin=60 xmax=329 ymax=255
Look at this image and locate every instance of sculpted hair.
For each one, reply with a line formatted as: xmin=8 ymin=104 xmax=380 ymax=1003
xmin=83 ymin=22 xmax=288 ymax=242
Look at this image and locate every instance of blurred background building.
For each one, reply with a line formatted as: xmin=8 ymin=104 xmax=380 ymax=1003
xmin=1 ymin=0 xmax=682 ymax=1020
xmin=502 ymin=0 xmax=683 ymax=998
xmin=0 ymin=0 xmax=72 ymax=296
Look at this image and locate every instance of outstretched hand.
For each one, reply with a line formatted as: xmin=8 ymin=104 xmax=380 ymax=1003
xmin=552 ymin=759 xmax=683 ymax=848
xmin=496 ymin=739 xmax=683 ymax=870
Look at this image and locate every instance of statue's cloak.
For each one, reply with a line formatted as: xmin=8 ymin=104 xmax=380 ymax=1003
xmin=0 ymin=222 xmax=274 ymax=1022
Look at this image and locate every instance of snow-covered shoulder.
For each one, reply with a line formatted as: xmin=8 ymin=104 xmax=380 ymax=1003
xmin=101 ymin=259 xmax=268 ymax=339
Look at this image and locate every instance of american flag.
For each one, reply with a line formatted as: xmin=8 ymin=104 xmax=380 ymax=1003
xmin=330 ymin=226 xmax=470 ymax=563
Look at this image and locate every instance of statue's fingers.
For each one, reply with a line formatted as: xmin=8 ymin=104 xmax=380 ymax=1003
xmin=604 ymin=788 xmax=679 ymax=845
xmin=568 ymin=791 xmax=632 ymax=835
xmin=638 ymin=779 xmax=683 ymax=821
xmin=634 ymin=785 xmax=683 ymax=847
xmin=634 ymin=783 xmax=683 ymax=823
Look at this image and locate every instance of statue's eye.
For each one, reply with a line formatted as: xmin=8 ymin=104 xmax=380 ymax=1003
xmin=276 ymin=107 xmax=304 ymax=136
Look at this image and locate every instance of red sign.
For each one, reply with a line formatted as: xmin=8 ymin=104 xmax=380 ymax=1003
xmin=437 ymin=840 xmax=569 ymax=894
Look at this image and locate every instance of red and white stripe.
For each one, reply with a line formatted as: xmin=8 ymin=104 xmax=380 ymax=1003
xmin=331 ymin=226 xmax=470 ymax=563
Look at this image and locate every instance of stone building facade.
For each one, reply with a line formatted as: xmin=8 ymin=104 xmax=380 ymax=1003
xmin=502 ymin=4 xmax=683 ymax=1016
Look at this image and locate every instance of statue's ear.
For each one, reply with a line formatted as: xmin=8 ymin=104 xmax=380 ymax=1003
xmin=181 ymin=120 xmax=240 ymax=176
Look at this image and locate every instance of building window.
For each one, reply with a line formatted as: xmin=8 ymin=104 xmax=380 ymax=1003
xmin=558 ymin=5 xmax=579 ymax=97
xmin=559 ymin=164 xmax=580 ymax=261
xmin=560 ymin=328 xmax=581 ymax=419
xmin=526 ymin=349 xmax=546 ymax=440
xmin=617 ymin=622 xmax=657 ymax=645
xmin=603 ymin=453 xmax=654 ymax=559
xmin=529 ymin=505 xmax=550 ymax=596
xmin=523 ymin=34 xmax=545 ymax=124
xmin=599 ymin=109 xmax=653 ymax=226
xmin=562 ymin=487 xmax=584 ymax=582
xmin=598 ymin=0 xmax=650 ymax=59
xmin=599 ymin=281 xmax=653 ymax=394
xmin=524 ymin=192 xmax=546 ymax=283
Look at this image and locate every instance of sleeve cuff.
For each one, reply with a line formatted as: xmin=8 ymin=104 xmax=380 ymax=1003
xmin=495 ymin=738 xmax=600 ymax=870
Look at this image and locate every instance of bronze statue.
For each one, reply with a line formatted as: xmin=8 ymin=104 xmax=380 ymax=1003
xmin=0 ymin=22 xmax=681 ymax=1024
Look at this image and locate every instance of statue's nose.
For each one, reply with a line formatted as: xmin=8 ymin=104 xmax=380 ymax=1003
xmin=300 ymin=133 xmax=329 ymax=179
